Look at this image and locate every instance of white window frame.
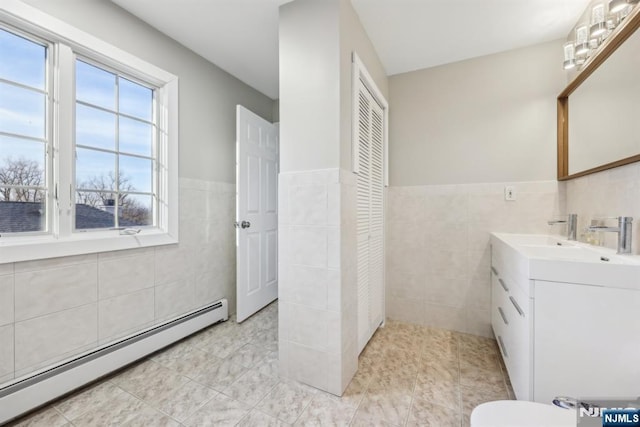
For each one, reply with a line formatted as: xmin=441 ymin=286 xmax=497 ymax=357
xmin=0 ymin=0 xmax=179 ymax=263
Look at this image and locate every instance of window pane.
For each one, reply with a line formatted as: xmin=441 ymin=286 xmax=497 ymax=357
xmin=0 ymin=82 xmax=45 ymax=139
xmin=119 ymin=77 xmax=152 ymax=121
xmin=76 ymin=104 xmax=116 ymax=151
xmin=119 ymin=117 xmax=152 ymax=157
xmin=120 ymin=193 xmax=152 ymax=226
xmin=75 ymin=191 xmax=115 ymax=229
xmin=0 ymin=28 xmax=46 ymax=90
xmin=76 ymin=60 xmax=115 ymax=110
xmin=0 ymin=188 xmax=45 ymax=233
xmin=119 ymin=155 xmax=152 ymax=193
xmin=76 ymin=148 xmax=115 ymax=190
xmin=0 ymin=136 xmax=46 ymax=186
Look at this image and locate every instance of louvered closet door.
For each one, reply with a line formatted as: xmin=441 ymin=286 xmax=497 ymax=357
xmin=356 ymin=78 xmax=385 ymax=354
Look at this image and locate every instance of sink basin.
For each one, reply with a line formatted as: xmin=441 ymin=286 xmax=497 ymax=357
xmin=519 ymin=245 xmax=601 ymax=262
xmin=495 ymin=234 xmax=574 ymax=247
xmin=491 ymin=233 xmax=640 ymax=290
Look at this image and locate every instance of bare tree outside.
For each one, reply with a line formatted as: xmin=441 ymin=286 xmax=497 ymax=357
xmin=77 ymin=170 xmax=151 ymax=225
xmin=0 ymin=157 xmax=150 ymax=225
xmin=0 ymin=157 xmax=44 ymax=202
xmin=76 ymin=170 xmax=135 ymax=208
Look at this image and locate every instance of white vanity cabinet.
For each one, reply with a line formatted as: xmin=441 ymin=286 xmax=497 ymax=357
xmin=490 ymin=233 xmax=640 ymax=405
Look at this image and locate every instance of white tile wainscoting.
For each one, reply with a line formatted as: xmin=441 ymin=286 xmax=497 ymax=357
xmin=0 ymin=178 xmax=237 ymax=387
xmin=278 ymin=168 xmax=358 ymax=396
xmin=386 ymin=181 xmax=565 ymax=337
xmin=565 ymin=162 xmax=640 ymax=254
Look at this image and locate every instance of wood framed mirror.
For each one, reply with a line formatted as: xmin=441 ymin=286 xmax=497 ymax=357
xmin=558 ymin=5 xmax=640 ymax=180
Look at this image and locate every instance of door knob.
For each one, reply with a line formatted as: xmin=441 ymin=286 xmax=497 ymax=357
xmin=241 ymin=220 xmax=251 ymax=229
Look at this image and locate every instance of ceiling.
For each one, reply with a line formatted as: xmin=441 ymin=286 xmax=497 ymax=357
xmin=111 ymin=0 xmax=590 ymax=100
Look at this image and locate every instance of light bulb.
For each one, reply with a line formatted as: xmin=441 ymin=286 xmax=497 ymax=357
xmin=609 ymin=0 xmax=628 ymax=13
xmin=590 ymin=3 xmax=608 ymax=37
xmin=563 ymin=42 xmax=576 ymax=70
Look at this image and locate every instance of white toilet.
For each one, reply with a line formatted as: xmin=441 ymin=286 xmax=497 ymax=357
xmin=470 ymin=400 xmax=577 ymax=427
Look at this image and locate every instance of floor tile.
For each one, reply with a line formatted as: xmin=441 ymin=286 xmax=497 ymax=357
xmin=407 ymin=397 xmax=461 ymax=427
xmin=150 ymin=340 xmax=197 ymax=365
xmin=257 ymin=381 xmax=315 ymax=424
xmin=183 ymin=393 xmax=250 ymax=427
xmin=144 ymin=380 xmax=218 ymax=422
xmin=7 ymin=407 xmax=69 ymax=427
xmin=355 ymin=392 xmax=412 ymax=426
xmin=122 ymin=405 xmax=180 ymax=426
xmin=253 ymin=349 xmax=280 ymax=378
xmin=196 ymin=332 xmax=248 ymax=359
xmin=114 ymin=359 xmax=190 ymax=401
xmin=459 ymin=364 xmax=506 ymax=390
xmin=54 ymin=380 xmax=124 ymax=420
xmin=193 ymin=358 xmax=247 ymax=391
xmin=70 ymin=391 xmax=147 ymax=426
xmin=330 ymin=371 xmax=370 ymax=409
xmin=237 ymin=409 xmax=289 ymax=426
xmin=225 ymin=343 xmax=269 ymax=368
xmin=250 ymin=328 xmax=278 ymax=352
xmin=459 ymin=351 xmax=501 ymax=372
xmin=294 ymin=393 xmax=357 ymax=426
xmin=414 ymin=377 xmax=461 ymax=411
xmin=461 ymin=384 xmax=509 ymax=416
xmin=160 ymin=346 xmax=222 ymax=380
xmin=222 ymin=369 xmax=279 ymax=406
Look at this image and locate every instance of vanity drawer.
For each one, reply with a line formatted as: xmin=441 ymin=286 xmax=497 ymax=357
xmin=491 ymin=260 xmax=532 ymax=400
xmin=502 ymin=282 xmax=532 ymax=400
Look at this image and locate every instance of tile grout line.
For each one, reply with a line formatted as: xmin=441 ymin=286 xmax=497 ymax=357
xmin=402 ymin=351 xmax=420 ymax=427
xmin=347 ymin=380 xmax=369 ymax=427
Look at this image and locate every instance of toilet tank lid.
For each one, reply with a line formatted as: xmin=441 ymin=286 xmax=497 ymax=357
xmin=470 ymin=400 xmax=577 ymax=427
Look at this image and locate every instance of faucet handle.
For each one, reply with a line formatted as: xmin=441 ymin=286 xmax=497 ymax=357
xmin=547 ymin=214 xmax=578 ymax=241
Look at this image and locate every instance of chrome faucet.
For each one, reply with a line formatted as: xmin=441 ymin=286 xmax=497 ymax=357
xmin=588 ymin=216 xmax=633 ymax=254
xmin=548 ymin=213 xmax=578 ymax=241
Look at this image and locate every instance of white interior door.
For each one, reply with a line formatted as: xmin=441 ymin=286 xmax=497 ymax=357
xmin=236 ymin=105 xmax=279 ymax=322
xmin=356 ymin=78 xmax=385 ymax=353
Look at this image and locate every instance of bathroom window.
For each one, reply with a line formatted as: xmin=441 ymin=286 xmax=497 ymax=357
xmin=0 ymin=4 xmax=179 ymax=263
xmin=74 ymin=59 xmax=156 ymax=230
xmin=0 ymin=27 xmax=50 ymax=235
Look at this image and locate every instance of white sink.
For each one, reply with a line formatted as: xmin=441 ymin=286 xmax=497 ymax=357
xmin=493 ymin=234 xmax=574 ymax=247
xmin=519 ymin=244 xmax=601 ymax=262
xmin=491 ymin=233 xmax=640 ymax=290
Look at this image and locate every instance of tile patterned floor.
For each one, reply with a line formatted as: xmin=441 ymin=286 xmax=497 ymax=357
xmin=8 ymin=303 xmax=513 ymax=426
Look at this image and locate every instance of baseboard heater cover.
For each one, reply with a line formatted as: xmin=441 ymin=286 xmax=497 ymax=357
xmin=0 ymin=299 xmax=228 ymax=425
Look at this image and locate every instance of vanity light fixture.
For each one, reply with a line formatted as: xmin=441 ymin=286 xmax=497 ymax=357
xmin=590 ymin=2 xmax=608 ymax=37
xmin=563 ymin=42 xmax=576 ymax=69
xmin=564 ymin=0 xmax=638 ymax=70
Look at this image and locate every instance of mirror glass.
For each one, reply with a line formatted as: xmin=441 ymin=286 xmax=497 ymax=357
xmin=568 ymin=24 xmax=640 ymax=175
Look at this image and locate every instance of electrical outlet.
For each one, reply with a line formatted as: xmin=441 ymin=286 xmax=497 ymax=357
xmin=504 ymin=186 xmax=516 ymax=201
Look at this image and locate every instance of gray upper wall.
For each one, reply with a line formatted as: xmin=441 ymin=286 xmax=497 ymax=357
xmin=22 ymin=0 xmax=275 ymax=184
xmin=278 ymin=0 xmax=388 ymax=173
xmin=388 ymin=39 xmax=565 ymax=186
xmin=279 ymin=0 xmax=341 ymax=172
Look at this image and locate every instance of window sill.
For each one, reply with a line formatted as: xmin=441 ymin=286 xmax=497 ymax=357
xmin=0 ymin=229 xmax=178 ymax=264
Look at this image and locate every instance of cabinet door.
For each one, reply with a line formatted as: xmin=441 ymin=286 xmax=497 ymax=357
xmin=356 ymin=78 xmax=385 ymax=354
xmin=534 ymin=280 xmax=640 ymax=404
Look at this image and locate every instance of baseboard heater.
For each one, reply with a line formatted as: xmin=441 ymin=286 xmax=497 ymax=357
xmin=0 ymin=298 xmax=228 ymax=425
